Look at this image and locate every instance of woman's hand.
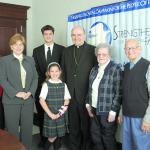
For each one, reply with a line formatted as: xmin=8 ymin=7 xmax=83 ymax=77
xmin=16 ymin=92 xmax=26 ymax=99
xmin=24 ymin=92 xmax=32 ymax=100
xmin=107 ymin=111 xmax=116 ymax=123
xmin=16 ymin=92 xmax=32 ymax=100
xmin=86 ymin=107 xmax=94 ymax=118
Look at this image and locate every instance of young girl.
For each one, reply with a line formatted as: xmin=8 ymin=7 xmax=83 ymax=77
xmin=39 ymin=62 xmax=71 ymax=150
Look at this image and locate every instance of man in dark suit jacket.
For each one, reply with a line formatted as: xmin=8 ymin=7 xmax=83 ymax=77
xmin=62 ymin=26 xmax=96 ymax=150
xmin=32 ymin=25 xmax=64 ymax=147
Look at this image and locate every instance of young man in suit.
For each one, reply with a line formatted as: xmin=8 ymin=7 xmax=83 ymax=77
xmin=32 ymin=25 xmax=64 ymax=147
xmin=62 ymin=25 xmax=96 ymax=150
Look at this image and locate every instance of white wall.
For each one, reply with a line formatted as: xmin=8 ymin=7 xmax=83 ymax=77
xmin=32 ymin=0 xmax=127 ymax=55
xmin=0 ymin=0 xmax=31 ymax=5
xmin=0 ymin=0 xmax=127 ymax=55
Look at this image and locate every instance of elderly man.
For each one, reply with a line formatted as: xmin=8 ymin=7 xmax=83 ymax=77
xmin=62 ymin=25 xmax=96 ymax=150
xmin=86 ymin=43 xmax=122 ymax=150
xmin=122 ymin=39 xmax=150 ymax=150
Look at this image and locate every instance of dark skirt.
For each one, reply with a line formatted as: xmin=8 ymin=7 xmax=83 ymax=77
xmin=43 ymin=112 xmax=68 ymax=138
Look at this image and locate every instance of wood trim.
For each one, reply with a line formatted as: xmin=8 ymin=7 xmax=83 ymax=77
xmin=0 ymin=2 xmax=30 ymax=20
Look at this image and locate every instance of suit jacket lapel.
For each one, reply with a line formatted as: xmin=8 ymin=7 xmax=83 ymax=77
xmin=10 ymin=55 xmax=22 ymax=89
xmin=51 ymin=43 xmax=56 ymax=57
xmin=40 ymin=45 xmax=47 ymax=66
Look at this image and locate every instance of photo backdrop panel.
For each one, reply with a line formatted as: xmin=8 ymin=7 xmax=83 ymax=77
xmin=68 ymin=0 xmax=150 ymax=64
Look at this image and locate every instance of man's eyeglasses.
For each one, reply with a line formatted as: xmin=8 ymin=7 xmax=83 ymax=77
xmin=125 ymin=46 xmax=139 ymax=51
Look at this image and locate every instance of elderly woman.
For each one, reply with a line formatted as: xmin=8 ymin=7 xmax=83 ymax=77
xmin=0 ymin=33 xmax=38 ymax=149
xmin=86 ymin=43 xmax=122 ymax=150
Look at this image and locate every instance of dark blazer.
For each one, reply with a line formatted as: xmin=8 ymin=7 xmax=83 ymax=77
xmin=0 ymin=54 xmax=38 ymax=104
xmin=62 ymin=42 xmax=96 ymax=104
xmin=32 ymin=43 xmax=64 ymax=95
xmin=87 ymin=61 xmax=122 ymax=114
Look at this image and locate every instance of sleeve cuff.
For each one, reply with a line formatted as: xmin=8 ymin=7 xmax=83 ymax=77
xmin=109 ymin=110 xmax=116 ymax=116
xmin=86 ymin=104 xmax=91 ymax=109
xmin=143 ymin=114 xmax=150 ymax=123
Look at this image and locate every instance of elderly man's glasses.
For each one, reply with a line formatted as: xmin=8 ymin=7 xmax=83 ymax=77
xmin=125 ymin=46 xmax=139 ymax=51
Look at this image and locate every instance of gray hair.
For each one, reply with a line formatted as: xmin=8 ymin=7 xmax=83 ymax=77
xmin=71 ymin=25 xmax=86 ymax=34
xmin=95 ymin=43 xmax=112 ymax=56
xmin=125 ymin=38 xmax=141 ymax=48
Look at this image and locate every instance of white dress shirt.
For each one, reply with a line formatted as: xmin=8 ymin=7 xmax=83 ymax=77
xmin=44 ymin=43 xmax=54 ymax=59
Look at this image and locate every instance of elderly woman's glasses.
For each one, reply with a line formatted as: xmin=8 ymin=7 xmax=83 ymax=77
xmin=97 ymin=53 xmax=108 ymax=57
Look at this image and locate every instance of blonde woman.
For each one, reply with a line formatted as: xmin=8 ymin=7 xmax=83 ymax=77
xmin=0 ymin=33 xmax=38 ymax=149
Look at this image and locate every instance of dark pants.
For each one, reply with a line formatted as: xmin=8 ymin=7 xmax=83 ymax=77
xmin=68 ymin=99 xmax=91 ymax=150
xmin=90 ymin=113 xmax=117 ymax=150
xmin=4 ymin=102 xmax=34 ymax=150
xmin=0 ymin=97 xmax=4 ymax=129
xmin=117 ymin=142 xmax=122 ymax=150
xmin=35 ymin=100 xmax=45 ymax=141
xmin=34 ymin=86 xmax=47 ymax=144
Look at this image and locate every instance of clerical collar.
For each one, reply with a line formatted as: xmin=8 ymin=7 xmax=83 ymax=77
xmin=75 ymin=43 xmax=85 ymax=49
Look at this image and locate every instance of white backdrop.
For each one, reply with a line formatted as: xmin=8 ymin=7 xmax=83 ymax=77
xmin=67 ymin=0 xmax=150 ymax=64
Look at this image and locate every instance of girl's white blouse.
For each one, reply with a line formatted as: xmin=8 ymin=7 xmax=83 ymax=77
xmin=39 ymin=79 xmax=71 ymax=100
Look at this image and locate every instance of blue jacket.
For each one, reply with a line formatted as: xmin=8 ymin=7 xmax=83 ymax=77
xmin=86 ymin=61 xmax=122 ymax=115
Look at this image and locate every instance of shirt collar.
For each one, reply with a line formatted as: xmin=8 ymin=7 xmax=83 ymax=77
xmin=13 ymin=53 xmax=23 ymax=60
xmin=131 ymin=56 xmax=141 ymax=65
xmin=49 ymin=79 xmax=62 ymax=83
xmin=44 ymin=43 xmax=54 ymax=51
xmin=98 ymin=60 xmax=110 ymax=71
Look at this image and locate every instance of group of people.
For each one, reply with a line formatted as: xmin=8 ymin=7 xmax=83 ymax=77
xmin=0 ymin=24 xmax=150 ymax=150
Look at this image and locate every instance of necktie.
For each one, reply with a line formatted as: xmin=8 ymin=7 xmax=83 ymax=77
xmin=18 ymin=57 xmax=26 ymax=88
xmin=47 ymin=47 xmax=51 ymax=64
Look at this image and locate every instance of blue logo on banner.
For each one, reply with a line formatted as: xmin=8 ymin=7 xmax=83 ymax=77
xmin=88 ymin=21 xmax=112 ymax=44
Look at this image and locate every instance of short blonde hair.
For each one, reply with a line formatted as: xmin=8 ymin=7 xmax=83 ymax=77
xmin=9 ymin=33 xmax=25 ymax=47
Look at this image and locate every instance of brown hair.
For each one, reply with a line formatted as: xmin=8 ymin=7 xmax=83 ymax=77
xmin=45 ymin=62 xmax=61 ymax=81
xmin=9 ymin=33 xmax=25 ymax=47
xmin=41 ymin=25 xmax=55 ymax=34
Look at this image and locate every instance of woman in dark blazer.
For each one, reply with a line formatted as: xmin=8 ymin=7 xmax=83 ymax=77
xmin=0 ymin=33 xmax=38 ymax=150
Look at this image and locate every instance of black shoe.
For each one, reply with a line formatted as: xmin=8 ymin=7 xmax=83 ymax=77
xmin=38 ymin=137 xmax=47 ymax=148
xmin=53 ymin=138 xmax=61 ymax=150
xmin=44 ymin=140 xmax=51 ymax=150
xmin=38 ymin=141 xmax=45 ymax=148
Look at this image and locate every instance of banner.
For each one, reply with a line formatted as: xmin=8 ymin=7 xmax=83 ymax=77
xmin=67 ymin=0 xmax=150 ymax=64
